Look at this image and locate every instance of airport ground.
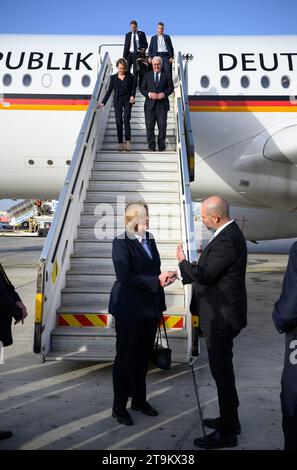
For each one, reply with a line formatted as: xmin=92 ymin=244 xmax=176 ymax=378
xmin=0 ymin=236 xmax=294 ymax=450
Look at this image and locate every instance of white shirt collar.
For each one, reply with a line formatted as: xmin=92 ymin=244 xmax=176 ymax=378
xmin=212 ymin=219 xmax=234 ymax=239
xmin=135 ymin=232 xmax=145 ymax=243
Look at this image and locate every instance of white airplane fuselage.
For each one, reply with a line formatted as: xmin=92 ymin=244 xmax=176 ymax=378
xmin=1 ymin=34 xmax=297 ymax=240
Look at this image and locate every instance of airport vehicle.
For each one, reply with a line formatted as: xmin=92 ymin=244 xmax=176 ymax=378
xmin=1 ymin=34 xmax=297 ymax=360
xmin=7 ymin=199 xmax=56 ymax=236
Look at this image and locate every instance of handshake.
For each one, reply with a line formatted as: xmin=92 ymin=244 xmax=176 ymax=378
xmin=159 ymin=270 xmax=178 ymax=287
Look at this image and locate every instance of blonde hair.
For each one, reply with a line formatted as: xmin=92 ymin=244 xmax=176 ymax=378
xmin=125 ymin=201 xmax=149 ymax=233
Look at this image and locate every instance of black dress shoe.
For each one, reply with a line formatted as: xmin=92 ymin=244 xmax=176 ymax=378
xmin=193 ymin=430 xmax=237 ymax=449
xmin=0 ymin=430 xmax=13 ymax=440
xmin=112 ymin=408 xmax=133 ymax=426
xmin=148 ymin=147 xmax=156 ymax=152
xmin=131 ymin=400 xmax=158 ymax=416
xmin=158 ymin=147 xmax=166 ymax=152
xmin=203 ymin=417 xmax=241 ymax=435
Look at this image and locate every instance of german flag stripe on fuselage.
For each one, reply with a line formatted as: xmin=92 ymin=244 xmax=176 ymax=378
xmin=189 ymin=95 xmax=297 ymax=112
xmin=1 ymin=94 xmax=296 ymax=112
xmin=0 ymin=93 xmax=92 ymax=111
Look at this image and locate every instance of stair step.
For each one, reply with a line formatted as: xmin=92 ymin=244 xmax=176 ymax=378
xmin=73 ymin=240 xmax=181 ymax=256
xmin=102 ymin=143 xmax=176 ymax=151
xmin=87 ymin=180 xmax=179 ymax=192
xmin=80 ymin=214 xmax=181 ymax=227
xmin=76 ymin=226 xmax=182 ymax=241
xmin=65 ymin=273 xmax=184 ymax=291
xmin=105 ymin=127 xmax=176 ymax=135
xmin=69 ymin=255 xmax=180 ymax=271
xmin=108 ymin=117 xmax=175 ymax=124
xmin=83 ymin=202 xmax=181 ymax=215
xmin=90 ymin=170 xmax=179 ymax=182
xmin=93 ymin=163 xmax=178 ymax=173
xmin=61 ymin=288 xmax=185 ymax=309
xmin=85 ymin=191 xmax=180 ymax=203
xmin=103 ymin=135 xmax=176 ymax=144
xmin=95 ymin=152 xmax=178 ymax=163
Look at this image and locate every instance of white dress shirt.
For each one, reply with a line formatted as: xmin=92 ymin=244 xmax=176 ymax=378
xmin=157 ymin=34 xmax=167 ymax=53
xmin=129 ymin=32 xmax=139 ymax=53
xmin=208 ymin=219 xmax=234 ymax=243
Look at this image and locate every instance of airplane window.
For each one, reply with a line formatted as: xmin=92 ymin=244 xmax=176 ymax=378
xmin=66 ymin=160 xmax=71 ymax=165
xmin=200 ymin=75 xmax=209 ymax=88
xmin=241 ymin=76 xmax=249 ymax=88
xmin=62 ymin=75 xmax=71 ymax=87
xmin=281 ymin=75 xmax=290 ymax=88
xmin=28 ymin=160 xmax=35 ymax=165
xmin=82 ymin=75 xmax=91 ymax=87
xmin=261 ymin=76 xmax=270 ymax=88
xmin=221 ymin=75 xmax=230 ymax=88
xmin=23 ymin=74 xmax=32 ymax=86
xmin=42 ymin=74 xmax=52 ymax=88
xmin=47 ymin=160 xmax=53 ymax=166
xmin=3 ymin=74 xmax=12 ymax=86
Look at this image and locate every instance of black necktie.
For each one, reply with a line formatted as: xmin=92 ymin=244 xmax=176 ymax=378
xmin=133 ymin=33 xmax=137 ymax=53
xmin=155 ymin=73 xmax=159 ymax=87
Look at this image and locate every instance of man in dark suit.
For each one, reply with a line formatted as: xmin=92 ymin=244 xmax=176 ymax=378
xmin=148 ymin=22 xmax=174 ymax=76
xmin=177 ymin=196 xmax=247 ymax=449
xmin=272 ymin=242 xmax=297 ymax=450
xmin=123 ymin=20 xmax=148 ymax=87
xmin=140 ymin=56 xmax=174 ymax=152
xmin=0 ymin=263 xmax=28 ymax=440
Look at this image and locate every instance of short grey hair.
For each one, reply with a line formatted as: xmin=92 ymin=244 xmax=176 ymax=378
xmin=152 ymin=56 xmax=163 ymax=66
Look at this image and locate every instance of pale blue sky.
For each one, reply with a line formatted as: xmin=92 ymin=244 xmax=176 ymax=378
xmin=1 ymin=0 xmax=297 ymax=35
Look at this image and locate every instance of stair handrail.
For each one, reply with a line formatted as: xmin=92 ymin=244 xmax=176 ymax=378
xmin=177 ymin=52 xmax=195 ymax=182
xmin=34 ymin=52 xmax=113 ymax=359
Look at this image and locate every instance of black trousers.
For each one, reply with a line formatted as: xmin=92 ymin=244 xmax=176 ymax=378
xmin=204 ymin=328 xmax=240 ymax=433
xmin=126 ymin=52 xmax=143 ymax=87
xmin=145 ymin=103 xmax=168 ymax=151
xmin=282 ymin=415 xmax=297 ymax=450
xmin=114 ymin=97 xmax=132 ymax=143
xmin=113 ymin=317 xmax=158 ymax=411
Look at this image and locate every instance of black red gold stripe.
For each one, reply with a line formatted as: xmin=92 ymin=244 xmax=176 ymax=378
xmin=0 ymin=93 xmax=91 ymax=111
xmin=189 ymin=95 xmax=297 ymax=112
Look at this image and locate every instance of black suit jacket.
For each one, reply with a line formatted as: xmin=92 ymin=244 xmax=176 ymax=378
xmin=102 ymin=73 xmax=136 ymax=107
xmin=0 ymin=263 xmax=22 ymax=346
xmin=179 ymin=222 xmax=247 ymax=331
xmin=123 ymin=31 xmax=148 ymax=59
xmin=148 ymin=34 xmax=174 ymax=59
xmin=108 ymin=231 xmax=166 ymax=321
xmin=272 ymin=242 xmax=297 ymax=417
xmin=273 ymin=241 xmax=297 ymax=333
xmin=140 ymin=71 xmax=174 ymax=111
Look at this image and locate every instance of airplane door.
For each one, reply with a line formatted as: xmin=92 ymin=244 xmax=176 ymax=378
xmin=98 ymin=43 xmax=124 ymax=72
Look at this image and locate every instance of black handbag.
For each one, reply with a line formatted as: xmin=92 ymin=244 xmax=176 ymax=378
xmin=151 ymin=316 xmax=171 ymax=370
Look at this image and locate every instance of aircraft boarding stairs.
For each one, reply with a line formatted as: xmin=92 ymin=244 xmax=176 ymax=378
xmin=34 ymin=52 xmax=197 ymax=363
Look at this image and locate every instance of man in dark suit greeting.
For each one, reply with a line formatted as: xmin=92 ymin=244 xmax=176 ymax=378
xmin=177 ymin=196 xmax=247 ymax=449
xmin=123 ymin=20 xmax=148 ymax=86
xmin=140 ymin=56 xmax=174 ymax=152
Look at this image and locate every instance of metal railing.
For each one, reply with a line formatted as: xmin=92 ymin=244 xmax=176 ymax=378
xmin=34 ymin=53 xmax=113 ymax=359
xmin=177 ymin=52 xmax=195 ymax=182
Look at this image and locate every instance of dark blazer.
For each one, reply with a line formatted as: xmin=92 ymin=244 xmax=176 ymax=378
xmin=140 ymin=71 xmax=174 ymax=111
xmin=272 ymin=242 xmax=297 ymax=417
xmin=102 ymin=73 xmax=136 ymax=107
xmin=123 ymin=31 xmax=148 ymax=59
xmin=148 ymin=34 xmax=174 ymax=59
xmin=0 ymin=263 xmax=22 ymax=347
xmin=179 ymin=221 xmax=247 ymax=331
xmin=108 ymin=231 xmax=166 ymax=321
xmin=273 ymin=242 xmax=297 ymax=333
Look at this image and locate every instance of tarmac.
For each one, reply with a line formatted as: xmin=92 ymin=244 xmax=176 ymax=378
xmin=0 ymin=236 xmax=294 ymax=450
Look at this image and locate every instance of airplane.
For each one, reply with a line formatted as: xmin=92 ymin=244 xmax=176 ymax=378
xmin=1 ymin=33 xmax=297 ymax=241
